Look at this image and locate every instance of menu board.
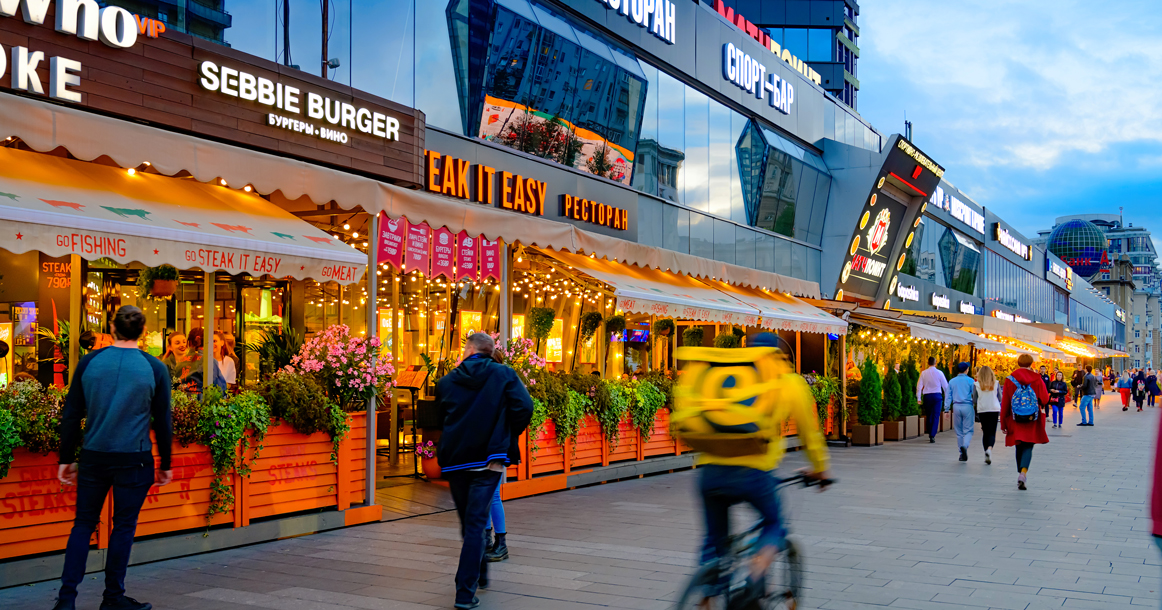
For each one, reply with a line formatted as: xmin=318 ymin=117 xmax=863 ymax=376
xmin=395 ymin=366 xmax=428 ymax=390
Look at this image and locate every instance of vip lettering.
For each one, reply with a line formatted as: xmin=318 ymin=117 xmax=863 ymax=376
xmin=595 ymin=0 xmax=675 ymax=45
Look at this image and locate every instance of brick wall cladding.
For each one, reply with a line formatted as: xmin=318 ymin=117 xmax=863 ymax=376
xmin=0 ymin=8 xmax=425 ymax=188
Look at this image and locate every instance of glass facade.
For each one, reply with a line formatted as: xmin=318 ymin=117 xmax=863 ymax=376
xmin=901 ymin=218 xmax=981 ymax=296
xmin=1070 ymin=300 xmax=1117 ymax=348
xmin=985 ymin=250 xmax=1053 ymax=321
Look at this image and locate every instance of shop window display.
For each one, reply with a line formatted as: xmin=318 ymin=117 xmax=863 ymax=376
xmin=902 ymin=218 xmax=982 ymax=296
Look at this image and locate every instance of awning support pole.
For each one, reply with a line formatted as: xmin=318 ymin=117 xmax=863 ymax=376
xmin=365 ymin=213 xmax=379 ymax=500
xmin=204 ymin=271 xmax=215 ymax=388
xmin=390 ymin=263 xmax=399 ymax=465
xmin=500 ymin=241 xmax=512 ymax=345
xmin=68 ymin=255 xmax=81 ymax=384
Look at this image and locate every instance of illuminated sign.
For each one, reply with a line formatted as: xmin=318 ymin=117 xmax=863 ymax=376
xmin=0 ymin=1 xmax=145 ymax=104
xmin=896 ymin=139 xmax=945 ymax=178
xmin=546 ymin=318 xmax=564 ymax=363
xmin=959 ymin=301 xmax=976 ymax=315
xmin=1015 ymin=315 xmax=1031 ymax=324
xmin=931 ymin=293 xmax=950 ymax=310
xmin=896 ymin=284 xmax=919 ymax=302
xmin=560 ymin=195 xmax=629 ymax=231
xmin=425 ymin=151 xmax=546 ymax=218
xmin=1116 ymin=309 xmax=1126 ymax=323
xmin=867 ymin=208 xmax=892 ymax=256
xmin=595 ymin=0 xmax=675 ymax=45
xmin=930 ymin=186 xmax=984 ymax=234
xmin=722 ymin=43 xmax=794 ymax=114
xmin=199 ymin=62 xmax=401 ymax=146
xmin=712 ymin=0 xmax=821 ymax=86
xmin=993 ymin=311 xmax=1015 ymax=322
xmin=994 ymin=224 xmax=1031 ymax=260
xmin=1047 ymin=258 xmax=1074 ymax=291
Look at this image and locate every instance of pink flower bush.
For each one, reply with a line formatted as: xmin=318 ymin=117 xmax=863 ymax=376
xmin=290 ymin=325 xmax=395 ymax=408
xmin=493 ymin=334 xmax=546 ymax=386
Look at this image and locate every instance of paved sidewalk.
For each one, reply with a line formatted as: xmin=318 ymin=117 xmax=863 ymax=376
xmin=3 ymin=401 xmax=1159 ymax=609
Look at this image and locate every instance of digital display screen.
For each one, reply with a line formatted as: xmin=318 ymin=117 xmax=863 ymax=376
xmin=627 ymin=329 xmax=650 ymax=342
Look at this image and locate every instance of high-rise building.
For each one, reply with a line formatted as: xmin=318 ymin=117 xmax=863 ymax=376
xmin=713 ymin=0 xmax=860 ymax=109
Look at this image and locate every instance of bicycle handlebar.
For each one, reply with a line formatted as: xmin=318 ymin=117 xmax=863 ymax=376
xmin=777 ymin=473 xmax=837 ymax=489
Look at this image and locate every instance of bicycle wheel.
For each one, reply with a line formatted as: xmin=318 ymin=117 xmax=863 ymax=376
xmin=762 ymin=540 xmax=802 ymax=610
xmin=675 ymin=562 xmax=728 ymax=610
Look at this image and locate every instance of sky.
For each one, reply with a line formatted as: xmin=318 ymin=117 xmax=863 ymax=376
xmin=856 ymin=0 xmax=1162 ymax=245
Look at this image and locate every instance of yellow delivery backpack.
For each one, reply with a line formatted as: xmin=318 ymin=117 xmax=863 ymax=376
xmin=671 ymin=346 xmax=786 ymax=457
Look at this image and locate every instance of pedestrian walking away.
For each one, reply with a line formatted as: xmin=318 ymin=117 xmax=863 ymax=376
xmin=1134 ymin=369 xmax=1148 ymax=412
xmin=975 ymin=366 xmax=1002 ymax=464
xmin=1047 ymin=371 xmax=1068 ymax=428
xmin=1150 ymin=382 xmax=1162 ymax=594
xmin=1118 ymin=370 xmax=1132 ymax=410
xmin=484 ymin=471 xmax=509 ymax=563
xmin=1148 ymin=368 xmax=1160 ymax=407
xmin=1039 ymin=366 xmax=1051 ymax=419
xmin=53 ymin=306 xmax=174 ymax=610
xmin=917 ymin=357 xmax=949 ymax=443
xmin=435 ymin=333 xmax=533 ymax=610
xmin=1078 ymin=365 xmax=1100 ymax=425
xmin=947 ymin=362 xmax=976 ymax=462
xmin=1001 ymin=353 xmax=1050 ymax=490
xmin=1071 ymin=367 xmax=1086 ymax=407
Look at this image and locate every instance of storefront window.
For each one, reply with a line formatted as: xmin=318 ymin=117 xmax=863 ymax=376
xmin=903 ymin=218 xmax=981 ymax=296
xmin=984 ymin=250 xmax=1052 ymax=322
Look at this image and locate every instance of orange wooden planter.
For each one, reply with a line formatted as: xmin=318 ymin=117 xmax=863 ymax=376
xmin=643 ymin=410 xmax=678 ymax=457
xmin=529 ymin=421 xmax=566 ymax=476
xmin=572 ymin=416 xmax=603 ymax=468
xmin=0 ymin=412 xmax=368 ymax=562
xmin=606 ymin=416 xmax=639 ymax=464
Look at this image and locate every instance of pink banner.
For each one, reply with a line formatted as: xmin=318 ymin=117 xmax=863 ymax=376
xmin=431 ymin=227 xmax=455 ymax=279
xmin=376 ymin=213 xmax=406 ymax=269
xmin=480 ymin=238 xmax=501 ymax=281
xmin=455 ymin=231 xmax=478 ymax=281
xmin=405 ymin=221 xmax=431 ymax=274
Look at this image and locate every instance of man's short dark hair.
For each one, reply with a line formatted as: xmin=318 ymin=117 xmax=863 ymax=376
xmin=1085 ymin=365 xmax=1093 ymax=373
xmin=112 ymin=306 xmax=146 ymax=341
xmin=465 ymin=332 xmax=495 ymax=356
xmin=927 ymin=357 xmax=935 ymax=366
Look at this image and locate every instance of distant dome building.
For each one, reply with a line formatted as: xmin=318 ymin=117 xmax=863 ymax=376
xmin=1046 ymin=219 xmax=1109 ymax=278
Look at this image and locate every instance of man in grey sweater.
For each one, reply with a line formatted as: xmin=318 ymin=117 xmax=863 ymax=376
xmin=1078 ymin=364 xmax=1100 ymax=427
xmin=53 ymin=306 xmax=173 ymax=610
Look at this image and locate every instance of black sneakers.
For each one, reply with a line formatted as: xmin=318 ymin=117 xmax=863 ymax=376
xmin=99 ymin=596 xmax=152 ymax=610
xmin=454 ymin=597 xmax=481 ymax=609
xmin=958 ymin=448 xmax=968 ymax=462
xmin=50 ymin=599 xmax=75 ymax=610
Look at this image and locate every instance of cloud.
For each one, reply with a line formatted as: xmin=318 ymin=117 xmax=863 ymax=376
xmin=861 ymin=0 xmax=1162 ymax=171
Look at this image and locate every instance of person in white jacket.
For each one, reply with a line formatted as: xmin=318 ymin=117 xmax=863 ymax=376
xmin=974 ymin=366 xmax=1002 ymax=465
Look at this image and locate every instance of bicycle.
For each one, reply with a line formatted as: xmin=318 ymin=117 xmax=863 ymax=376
xmin=674 ymin=473 xmax=834 ymax=610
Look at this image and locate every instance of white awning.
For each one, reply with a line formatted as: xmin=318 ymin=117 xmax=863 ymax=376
xmin=0 ymin=147 xmax=366 ymax=284
xmin=906 ymin=323 xmax=1006 ymax=351
xmin=700 ymin=281 xmax=848 ymax=335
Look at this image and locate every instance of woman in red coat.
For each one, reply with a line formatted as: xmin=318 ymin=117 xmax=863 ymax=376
xmin=1001 ymin=353 xmax=1050 ymax=490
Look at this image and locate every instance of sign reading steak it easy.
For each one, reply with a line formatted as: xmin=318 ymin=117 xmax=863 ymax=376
xmin=0 ymin=8 xmax=425 ymax=188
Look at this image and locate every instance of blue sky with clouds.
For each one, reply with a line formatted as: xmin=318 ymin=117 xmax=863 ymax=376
xmin=856 ymin=0 xmax=1162 ymax=243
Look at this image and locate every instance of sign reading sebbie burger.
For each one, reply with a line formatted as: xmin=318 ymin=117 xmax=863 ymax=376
xmin=0 ymin=0 xmax=425 ymax=188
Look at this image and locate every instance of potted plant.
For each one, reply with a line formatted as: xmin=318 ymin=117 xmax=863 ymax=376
xmin=882 ymin=362 xmax=905 ymax=441
xmin=528 ymin=306 xmax=556 ymax=354
xmin=852 ymin=357 xmax=883 ymax=446
xmin=137 ymin=264 xmax=179 ymax=300
xmin=901 ymin=358 xmax=921 ymax=438
xmin=808 ymin=374 xmax=839 ymax=434
xmin=605 ymin=314 xmax=626 ymax=342
xmin=713 ymin=332 xmax=741 ymax=348
xmin=580 ymin=312 xmax=604 ymax=342
xmin=681 ymin=325 xmax=704 ymax=347
xmin=416 ymin=440 xmax=440 ymax=479
xmin=653 ymin=318 xmax=675 ymax=337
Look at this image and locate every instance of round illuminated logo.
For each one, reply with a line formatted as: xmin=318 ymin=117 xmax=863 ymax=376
xmin=869 ymin=194 xmax=878 ymax=207
xmin=841 ymin=261 xmax=852 ymax=284
xmin=888 ymin=275 xmax=898 ymax=294
xmin=850 ymin=236 xmax=860 ymax=255
xmin=905 ymin=232 xmax=915 ymax=248
xmin=859 ymin=211 xmax=870 ymax=230
xmin=835 ymin=289 xmax=844 ymax=301
xmin=921 ymin=202 xmax=927 ymax=214
xmin=914 ymin=216 xmax=922 ymax=228
xmin=877 ymin=177 xmax=885 ymax=189
xmin=897 ymin=252 xmax=907 ymax=271
xmin=867 ymin=208 xmax=891 ymax=256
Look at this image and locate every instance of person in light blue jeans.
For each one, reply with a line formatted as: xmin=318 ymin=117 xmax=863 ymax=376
xmin=947 ymin=362 xmax=976 ymax=462
xmin=485 ymin=472 xmax=508 ymax=562
xmin=1077 ymin=365 xmax=1099 ymax=426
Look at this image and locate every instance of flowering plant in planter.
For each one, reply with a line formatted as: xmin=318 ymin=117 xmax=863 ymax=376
xmin=415 ymin=440 xmax=437 ymax=459
xmin=494 ymin=334 xmax=547 ymax=386
xmin=290 ymin=324 xmax=395 ymax=411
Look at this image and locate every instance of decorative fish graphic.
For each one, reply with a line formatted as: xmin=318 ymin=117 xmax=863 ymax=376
xmin=272 ymin=232 xmax=296 ymax=240
xmin=0 ymin=192 xmax=19 ymax=201
xmin=102 ymin=206 xmax=151 ymax=220
xmin=41 ymin=199 xmax=84 ymax=210
xmin=304 ymin=236 xmax=333 ymax=244
xmin=175 ymin=220 xmax=201 ymax=228
xmin=212 ymin=223 xmax=254 ymax=234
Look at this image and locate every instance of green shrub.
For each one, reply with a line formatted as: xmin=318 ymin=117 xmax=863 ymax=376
xmin=902 ymin=359 xmax=922 ymax=417
xmin=0 ymin=381 xmax=64 ymax=455
xmin=652 ymin=318 xmax=675 ymax=337
xmin=0 ymin=408 xmax=20 ymax=480
xmin=593 ymin=380 xmax=631 ymax=447
xmin=196 ymin=387 xmax=271 ymax=522
xmin=172 ymin=390 xmax=204 ymax=447
xmin=605 ymin=315 xmax=627 ymax=337
xmin=257 ymin=372 xmax=333 ymax=435
xmin=713 ymin=333 xmax=741 ymax=349
xmin=631 ymin=380 xmax=666 ymax=441
xmin=682 ymin=326 xmax=704 ymax=347
xmin=579 ymin=312 xmax=604 ymax=342
xmin=809 ymin=375 xmax=840 ymax=423
xmin=528 ymin=307 xmax=556 ymax=342
xmin=857 ymin=357 xmax=882 ymax=426
xmin=883 ymin=364 xmax=902 ymax=421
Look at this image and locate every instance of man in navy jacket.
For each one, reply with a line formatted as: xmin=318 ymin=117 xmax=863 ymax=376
xmin=436 ymin=333 xmax=533 ymax=609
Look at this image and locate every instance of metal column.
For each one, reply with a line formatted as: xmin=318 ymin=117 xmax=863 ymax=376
xmin=365 ymin=213 xmax=379 ymax=504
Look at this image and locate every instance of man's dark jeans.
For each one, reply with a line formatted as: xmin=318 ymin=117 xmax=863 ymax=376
xmin=58 ymin=460 xmax=153 ymax=602
xmin=446 ymin=469 xmax=502 ymax=605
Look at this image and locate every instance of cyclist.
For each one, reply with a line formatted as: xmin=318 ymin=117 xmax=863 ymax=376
xmin=672 ymin=332 xmax=831 ymax=606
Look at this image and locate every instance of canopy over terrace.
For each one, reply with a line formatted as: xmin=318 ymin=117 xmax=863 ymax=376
xmin=544 ymin=250 xmax=847 ymax=335
xmin=0 ymin=147 xmax=366 ymax=284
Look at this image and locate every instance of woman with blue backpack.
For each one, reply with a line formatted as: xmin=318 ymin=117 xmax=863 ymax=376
xmin=1001 ymin=353 xmax=1050 ymax=491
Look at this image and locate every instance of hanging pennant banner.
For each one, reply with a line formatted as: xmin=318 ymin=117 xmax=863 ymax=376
xmin=405 ymin=221 xmax=431 ymax=273
xmin=431 ymin=227 xmax=456 ymax=279
xmin=377 ymin=213 xmax=406 ymax=269
xmin=480 ymin=238 xmax=501 ymax=281
xmin=455 ymin=231 xmax=478 ymax=281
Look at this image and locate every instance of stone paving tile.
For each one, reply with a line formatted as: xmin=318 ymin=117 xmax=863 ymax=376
xmin=3 ymin=405 xmax=1161 ymax=610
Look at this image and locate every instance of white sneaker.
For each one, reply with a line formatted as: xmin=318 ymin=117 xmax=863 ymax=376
xmin=984 ymin=449 xmax=991 ymax=465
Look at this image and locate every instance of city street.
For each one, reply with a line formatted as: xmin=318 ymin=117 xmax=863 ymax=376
xmin=2 ymin=402 xmax=1158 ymax=610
